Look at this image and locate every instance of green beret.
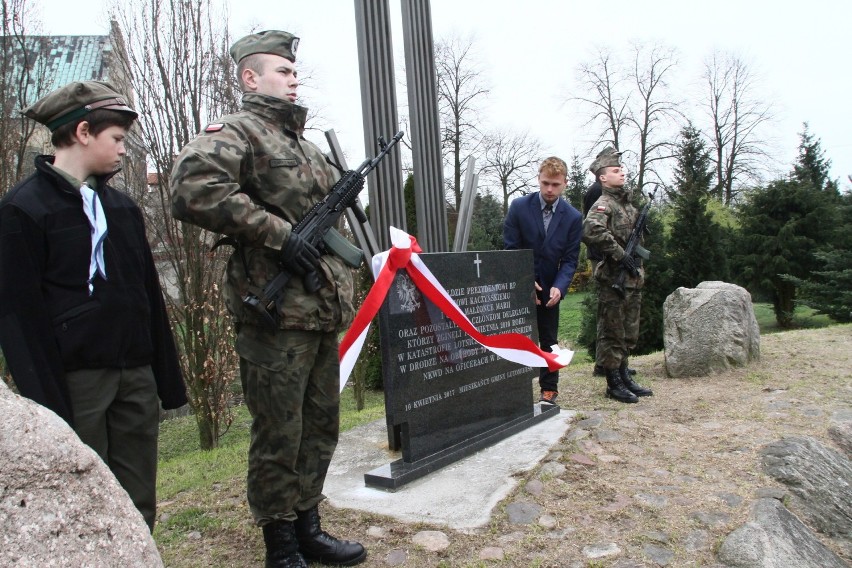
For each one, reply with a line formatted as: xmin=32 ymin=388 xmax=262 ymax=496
xmin=589 ymin=146 xmax=623 ymax=173
xmin=22 ymin=80 xmax=137 ymax=132
xmin=230 ymin=30 xmax=299 ymax=64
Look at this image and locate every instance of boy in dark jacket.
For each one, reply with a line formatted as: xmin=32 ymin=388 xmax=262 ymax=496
xmin=0 ymin=80 xmax=186 ymax=530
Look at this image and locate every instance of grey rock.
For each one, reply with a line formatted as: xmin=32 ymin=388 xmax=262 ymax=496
xmin=525 ymin=479 xmax=544 ymax=496
xmin=682 ymin=529 xmax=711 ymax=552
xmin=385 ymin=548 xmax=407 ymax=566
xmin=642 ymin=530 xmax=671 ymax=544
xmin=412 ymin=530 xmax=449 ymax=551
xmin=716 ymin=492 xmax=744 ymax=507
xmin=828 ymin=420 xmax=852 ymax=457
xmin=663 ymin=282 xmax=760 ymax=377
xmin=366 ymin=525 xmax=387 ymax=538
xmin=506 ymin=501 xmax=542 ymax=524
xmin=0 ymin=383 xmax=162 ymax=567
xmin=761 ymin=436 xmax=852 ymax=538
xmin=755 ymin=487 xmax=787 ymax=500
xmin=643 ymin=544 xmax=674 ymax=566
xmin=717 ymin=498 xmax=847 ymax=568
xmin=565 ymin=428 xmax=590 ymax=441
xmin=582 ymin=542 xmax=621 ymax=559
xmin=577 ymin=415 xmax=604 ymax=429
xmin=692 ymin=510 xmax=731 ymax=527
xmin=539 ymin=461 xmax=567 ymax=477
xmin=595 ymin=429 xmax=623 ymax=443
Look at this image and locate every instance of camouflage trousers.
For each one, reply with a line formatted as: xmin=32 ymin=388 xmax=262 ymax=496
xmin=235 ymin=324 xmax=341 ymax=525
xmin=595 ymin=286 xmax=642 ymax=369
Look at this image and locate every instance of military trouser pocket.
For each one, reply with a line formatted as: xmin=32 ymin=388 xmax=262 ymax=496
xmin=236 ymin=329 xmax=318 ymax=422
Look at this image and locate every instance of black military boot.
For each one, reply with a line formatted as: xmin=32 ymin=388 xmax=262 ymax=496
xmin=595 ymin=363 xmax=635 ymax=376
xmin=620 ymin=361 xmax=653 ymax=396
xmin=294 ymin=506 xmax=367 ymax=566
xmin=605 ymin=368 xmax=639 ymax=403
xmin=262 ymin=520 xmax=307 ymax=568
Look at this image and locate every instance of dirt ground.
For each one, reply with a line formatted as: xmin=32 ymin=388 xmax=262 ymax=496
xmin=159 ymin=325 xmax=852 ymax=567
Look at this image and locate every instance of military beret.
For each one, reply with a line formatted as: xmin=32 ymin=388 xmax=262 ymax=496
xmin=23 ymin=80 xmax=137 ymax=132
xmin=589 ymin=146 xmax=623 ymax=173
xmin=230 ymin=30 xmax=299 ymax=64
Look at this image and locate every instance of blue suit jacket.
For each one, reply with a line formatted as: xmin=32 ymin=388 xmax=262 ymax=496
xmin=503 ymin=192 xmax=583 ymax=298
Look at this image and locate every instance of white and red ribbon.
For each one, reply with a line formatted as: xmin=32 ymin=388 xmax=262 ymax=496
xmin=338 ymin=227 xmax=573 ymax=391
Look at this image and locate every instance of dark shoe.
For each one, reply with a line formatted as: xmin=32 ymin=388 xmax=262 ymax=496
xmin=595 ymin=363 xmax=635 ymax=376
xmin=605 ymin=368 xmax=638 ymax=403
xmin=539 ymin=390 xmax=559 ymax=405
xmin=620 ymin=361 xmax=652 ymax=396
xmin=263 ymin=521 xmax=308 ymax=568
xmin=295 ymin=506 xmax=367 ymax=566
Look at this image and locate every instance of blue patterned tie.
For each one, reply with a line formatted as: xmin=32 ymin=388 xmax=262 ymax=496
xmin=80 ymin=184 xmax=108 ymax=294
xmin=543 ymin=203 xmax=553 ymax=233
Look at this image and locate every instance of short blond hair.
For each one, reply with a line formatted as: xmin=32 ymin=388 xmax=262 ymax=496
xmin=539 ymin=156 xmax=567 ymax=178
xmin=237 ymin=53 xmax=266 ymax=91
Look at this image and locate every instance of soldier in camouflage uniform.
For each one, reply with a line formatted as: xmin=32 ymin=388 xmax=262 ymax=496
xmin=582 ymin=150 xmax=653 ymax=404
xmin=170 ymin=31 xmax=365 ymax=568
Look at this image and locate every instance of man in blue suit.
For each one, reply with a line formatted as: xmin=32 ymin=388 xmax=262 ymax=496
xmin=503 ymin=156 xmax=583 ymax=405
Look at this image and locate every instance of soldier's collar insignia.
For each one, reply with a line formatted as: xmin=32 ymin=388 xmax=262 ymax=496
xmin=204 ymin=123 xmax=225 ymax=133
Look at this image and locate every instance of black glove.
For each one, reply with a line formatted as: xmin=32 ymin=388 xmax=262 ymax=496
xmin=620 ymin=253 xmax=639 ymax=276
xmin=280 ymin=232 xmax=320 ymax=275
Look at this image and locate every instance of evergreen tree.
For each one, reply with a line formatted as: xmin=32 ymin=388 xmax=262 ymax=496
xmin=403 ymin=173 xmax=418 ymax=238
xmin=668 ymin=125 xmax=729 ymax=288
xmin=467 ymin=193 xmax=505 ymax=250
xmin=733 ymin=178 xmax=838 ymax=328
xmin=792 ymin=123 xmax=836 ymax=192
xmin=781 ymin=188 xmax=852 ymax=323
xmin=565 ymin=154 xmax=587 ymax=211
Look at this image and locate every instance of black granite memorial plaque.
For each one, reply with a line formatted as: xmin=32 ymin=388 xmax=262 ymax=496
xmin=365 ymin=249 xmax=560 ymax=490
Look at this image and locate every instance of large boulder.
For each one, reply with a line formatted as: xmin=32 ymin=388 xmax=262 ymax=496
xmin=717 ymin=498 xmax=847 ymax=568
xmin=663 ymin=281 xmax=760 ymax=377
xmin=761 ymin=436 xmax=852 ymax=542
xmin=0 ymin=382 xmax=163 ymax=567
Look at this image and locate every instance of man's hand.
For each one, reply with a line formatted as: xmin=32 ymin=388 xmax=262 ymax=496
xmin=621 ymin=254 xmax=639 ymax=276
xmin=280 ymin=232 xmax=320 ymax=275
xmin=546 ymin=287 xmax=562 ymax=308
xmin=534 ymin=281 xmax=543 ymax=305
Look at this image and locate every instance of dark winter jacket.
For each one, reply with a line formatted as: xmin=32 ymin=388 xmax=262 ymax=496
xmin=0 ymin=155 xmax=186 ymax=424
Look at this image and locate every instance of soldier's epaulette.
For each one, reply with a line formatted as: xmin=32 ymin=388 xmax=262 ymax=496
xmin=203 ymin=123 xmax=225 ymax=133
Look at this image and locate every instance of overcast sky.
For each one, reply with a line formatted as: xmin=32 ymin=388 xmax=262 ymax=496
xmin=36 ymin=0 xmax=852 ymax=191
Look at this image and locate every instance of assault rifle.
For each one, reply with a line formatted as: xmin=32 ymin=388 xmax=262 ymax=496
xmin=243 ymin=131 xmax=405 ymax=328
xmin=612 ymin=185 xmax=657 ymax=298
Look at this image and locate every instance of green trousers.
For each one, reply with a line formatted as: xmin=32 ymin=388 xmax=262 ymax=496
xmin=595 ymin=286 xmax=642 ymax=369
xmin=236 ymin=324 xmax=341 ymax=526
xmin=65 ymin=365 xmax=159 ymax=530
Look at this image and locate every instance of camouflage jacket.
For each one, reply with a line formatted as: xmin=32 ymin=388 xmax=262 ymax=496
xmin=582 ymin=184 xmax=645 ymax=289
xmin=170 ymin=92 xmax=354 ymax=331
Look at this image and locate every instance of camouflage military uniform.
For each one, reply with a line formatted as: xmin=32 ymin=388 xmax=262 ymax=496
xmin=582 ymin=183 xmax=644 ymax=369
xmin=170 ymin=92 xmax=354 ymax=525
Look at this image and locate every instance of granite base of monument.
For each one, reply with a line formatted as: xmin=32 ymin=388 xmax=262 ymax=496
xmin=368 ymin=250 xmax=559 ymax=490
xmin=365 ymin=401 xmax=559 ymax=490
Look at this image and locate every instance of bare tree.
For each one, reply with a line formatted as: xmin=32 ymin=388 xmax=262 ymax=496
xmin=626 ymin=42 xmax=681 ymax=191
xmin=479 ymin=129 xmax=542 ymax=215
xmin=573 ymin=48 xmax=631 ymax=151
xmin=112 ymin=0 xmax=240 ymax=450
xmin=435 ymin=34 xmax=489 ymax=208
xmin=0 ymin=0 xmax=51 ymax=194
xmin=703 ymin=51 xmax=774 ymax=205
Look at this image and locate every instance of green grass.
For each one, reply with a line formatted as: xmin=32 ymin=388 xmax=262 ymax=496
xmin=751 ymin=302 xmax=833 ymax=333
xmin=156 ymin=388 xmax=385 ymax=502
